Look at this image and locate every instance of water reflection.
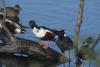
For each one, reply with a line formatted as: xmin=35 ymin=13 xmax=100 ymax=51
xmin=0 ymin=55 xmax=68 ymax=67
xmin=0 ymin=56 xmax=50 ymax=67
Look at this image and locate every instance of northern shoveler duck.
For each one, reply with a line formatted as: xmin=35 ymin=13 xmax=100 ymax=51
xmin=0 ymin=4 xmax=21 ymax=23
xmin=29 ymin=20 xmax=60 ymax=49
xmin=78 ymin=37 xmax=93 ymax=60
xmin=0 ymin=5 xmax=21 ymax=17
xmin=0 ymin=15 xmax=26 ymax=34
xmin=56 ymin=30 xmax=73 ymax=53
xmin=56 ymin=30 xmax=73 ymax=60
xmin=5 ymin=19 xmax=26 ymax=34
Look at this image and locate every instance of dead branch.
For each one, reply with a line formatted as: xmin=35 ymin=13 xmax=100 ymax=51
xmin=1 ymin=0 xmax=15 ymax=42
xmin=73 ymin=0 xmax=84 ymax=65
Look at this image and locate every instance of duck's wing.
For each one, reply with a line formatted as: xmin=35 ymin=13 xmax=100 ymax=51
xmin=39 ymin=26 xmax=58 ymax=34
xmin=65 ymin=36 xmax=73 ymax=45
xmin=5 ymin=22 xmax=15 ymax=33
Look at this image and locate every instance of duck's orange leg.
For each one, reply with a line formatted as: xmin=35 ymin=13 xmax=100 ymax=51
xmin=47 ymin=40 xmax=49 ymax=48
xmin=39 ymin=41 xmax=45 ymax=46
xmin=42 ymin=41 xmax=47 ymax=49
xmin=43 ymin=40 xmax=49 ymax=50
xmin=43 ymin=41 xmax=45 ymax=45
xmin=39 ymin=43 xmax=42 ymax=46
xmin=39 ymin=41 xmax=49 ymax=50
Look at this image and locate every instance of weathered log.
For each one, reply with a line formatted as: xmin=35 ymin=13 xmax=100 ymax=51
xmin=0 ymin=36 xmax=69 ymax=63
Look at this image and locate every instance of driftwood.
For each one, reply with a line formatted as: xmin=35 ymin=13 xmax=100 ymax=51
xmin=0 ymin=36 xmax=69 ymax=63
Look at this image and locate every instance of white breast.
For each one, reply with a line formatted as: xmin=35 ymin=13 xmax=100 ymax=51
xmin=32 ymin=27 xmax=52 ymax=38
xmin=15 ymin=28 xmax=21 ymax=33
xmin=5 ymin=19 xmax=13 ymax=23
xmin=64 ymin=33 xmax=67 ymax=37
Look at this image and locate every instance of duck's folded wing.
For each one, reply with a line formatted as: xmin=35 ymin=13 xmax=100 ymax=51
xmin=39 ymin=26 xmax=58 ymax=34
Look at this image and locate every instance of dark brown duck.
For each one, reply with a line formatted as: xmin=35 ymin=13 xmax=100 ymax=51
xmin=0 ymin=5 xmax=21 ymax=17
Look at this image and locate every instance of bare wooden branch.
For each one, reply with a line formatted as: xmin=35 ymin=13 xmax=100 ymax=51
xmin=92 ymin=34 xmax=100 ymax=48
xmin=1 ymin=0 xmax=15 ymax=42
xmin=73 ymin=0 xmax=84 ymax=64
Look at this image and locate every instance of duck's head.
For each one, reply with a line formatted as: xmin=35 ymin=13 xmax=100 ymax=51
xmin=86 ymin=37 xmax=93 ymax=44
xmin=14 ymin=5 xmax=22 ymax=15
xmin=20 ymin=26 xmax=27 ymax=33
xmin=57 ymin=30 xmax=67 ymax=38
xmin=57 ymin=30 xmax=65 ymax=39
xmin=83 ymin=37 xmax=93 ymax=47
xmin=29 ymin=20 xmax=39 ymax=29
xmin=14 ymin=5 xmax=22 ymax=11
